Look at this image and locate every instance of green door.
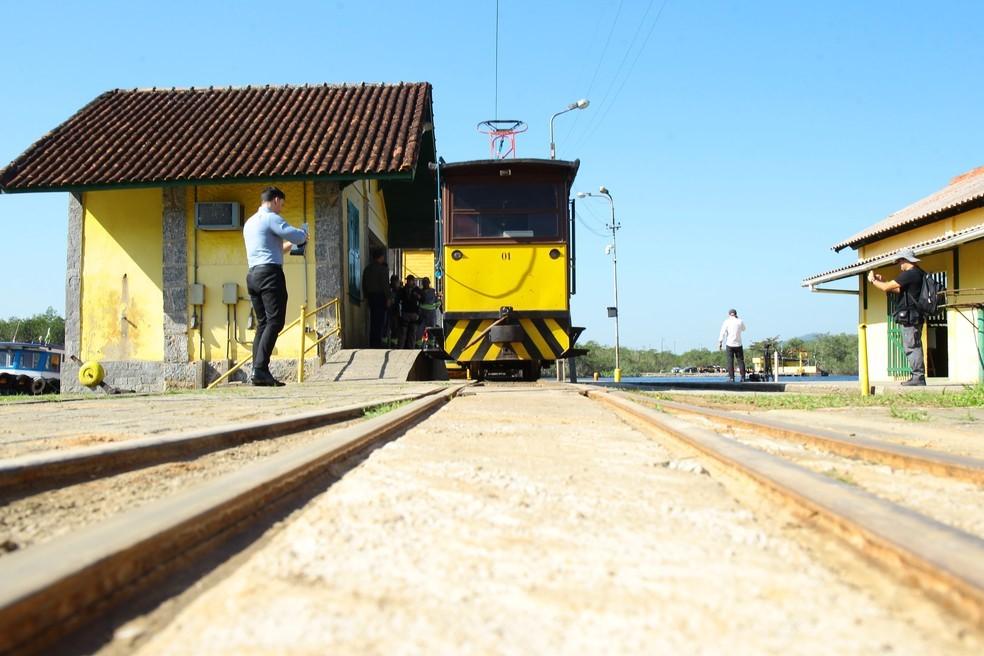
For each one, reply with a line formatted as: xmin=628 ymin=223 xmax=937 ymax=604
xmin=886 ymin=294 xmax=910 ymax=379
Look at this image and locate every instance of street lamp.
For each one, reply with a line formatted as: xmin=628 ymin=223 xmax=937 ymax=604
xmin=549 ymin=99 xmax=589 ymax=159
xmin=576 ymin=186 xmax=622 ymax=381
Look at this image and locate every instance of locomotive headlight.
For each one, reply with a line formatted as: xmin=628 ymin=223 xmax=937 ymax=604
xmin=451 ymin=249 xmax=464 ymax=261
xmin=549 ymin=248 xmax=561 ymax=259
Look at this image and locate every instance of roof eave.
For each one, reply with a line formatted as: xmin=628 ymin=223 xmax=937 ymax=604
xmin=806 ymin=223 xmax=984 ymax=286
xmin=0 ymin=171 xmax=415 ymax=194
xmin=832 ymin=194 xmax=984 ymax=252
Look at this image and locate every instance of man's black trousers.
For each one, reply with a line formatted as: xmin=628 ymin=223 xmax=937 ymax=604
xmin=726 ymin=345 xmax=746 ymax=381
xmin=247 ymin=264 xmax=288 ymax=374
xmin=367 ymin=292 xmax=387 ymax=348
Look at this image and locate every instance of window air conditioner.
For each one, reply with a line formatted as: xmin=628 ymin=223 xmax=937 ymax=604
xmin=195 ymin=202 xmax=241 ymax=230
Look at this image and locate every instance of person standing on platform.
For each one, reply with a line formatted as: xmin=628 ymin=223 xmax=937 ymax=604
xmin=868 ymin=247 xmax=927 ymax=386
xmin=385 ymin=274 xmax=402 ymax=347
xmin=243 ymin=186 xmax=308 ymax=386
xmin=362 ymin=248 xmax=390 ymax=348
xmin=399 ymin=275 xmax=422 ymax=349
xmin=417 ymin=277 xmax=439 ymax=346
xmin=718 ymin=309 xmax=747 ymax=383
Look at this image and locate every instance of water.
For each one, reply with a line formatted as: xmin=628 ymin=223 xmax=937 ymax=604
xmin=598 ymin=375 xmax=859 ymax=384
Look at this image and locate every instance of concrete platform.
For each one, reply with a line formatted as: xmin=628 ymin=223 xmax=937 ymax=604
xmin=310 ymin=349 xmax=447 ymax=383
xmin=591 ymin=380 xmax=788 ymax=393
xmin=590 ymin=379 xmax=976 ymax=395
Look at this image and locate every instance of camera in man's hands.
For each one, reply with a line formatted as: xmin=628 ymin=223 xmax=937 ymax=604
xmin=290 ymin=223 xmax=309 ymax=256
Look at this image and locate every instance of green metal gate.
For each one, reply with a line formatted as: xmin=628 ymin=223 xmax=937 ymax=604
xmin=886 ymin=294 xmax=910 ymax=379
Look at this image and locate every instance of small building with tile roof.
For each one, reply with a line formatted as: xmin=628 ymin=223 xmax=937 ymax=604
xmin=803 ymin=166 xmax=984 ymax=387
xmin=0 ymin=82 xmax=437 ymax=392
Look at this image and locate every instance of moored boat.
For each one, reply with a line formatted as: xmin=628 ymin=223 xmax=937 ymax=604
xmin=0 ymin=342 xmax=64 ymax=395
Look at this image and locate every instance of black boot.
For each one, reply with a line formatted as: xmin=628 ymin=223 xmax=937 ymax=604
xmin=252 ymin=370 xmax=286 ymax=387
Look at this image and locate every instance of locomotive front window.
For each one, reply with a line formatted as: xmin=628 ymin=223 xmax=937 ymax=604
xmin=451 ymin=182 xmax=562 ymax=240
xmin=0 ymin=349 xmax=11 ymax=367
xmin=453 ymin=184 xmax=558 ymax=211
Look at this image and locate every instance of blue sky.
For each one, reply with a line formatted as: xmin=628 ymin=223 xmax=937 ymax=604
xmin=2 ymin=0 xmax=983 ymax=351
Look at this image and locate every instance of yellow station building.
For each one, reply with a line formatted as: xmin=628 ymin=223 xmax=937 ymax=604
xmin=803 ymin=166 xmax=984 ymax=387
xmin=0 ymin=83 xmax=437 ymax=392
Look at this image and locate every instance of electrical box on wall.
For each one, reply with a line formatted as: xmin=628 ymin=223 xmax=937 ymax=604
xmin=196 ymin=202 xmax=241 ymax=230
xmin=222 ymin=283 xmax=239 ymax=305
xmin=189 ymin=283 xmax=205 ymax=306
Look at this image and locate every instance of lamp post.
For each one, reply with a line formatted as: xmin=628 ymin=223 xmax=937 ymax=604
xmin=549 ymin=99 xmax=589 ymax=159
xmin=576 ymin=186 xmax=622 ymax=382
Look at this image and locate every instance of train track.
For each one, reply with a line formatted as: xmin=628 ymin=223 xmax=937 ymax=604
xmin=1 ymin=382 xmax=981 ymax=652
xmin=587 ymin=388 xmax=984 ymax=629
xmin=0 ymin=388 xmax=446 ymax=499
xmin=0 ymin=384 xmax=468 ymax=654
xmin=629 ymin=392 xmax=984 ymax=484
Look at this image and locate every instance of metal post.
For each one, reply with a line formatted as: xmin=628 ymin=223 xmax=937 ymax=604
xmin=773 ymin=350 xmax=779 ymax=383
xmin=604 ymin=193 xmax=621 ymax=383
xmin=549 ymin=110 xmax=565 ymax=160
xmin=548 ymin=101 xmax=588 ymax=160
xmin=298 ymin=304 xmax=307 ymax=383
xmin=978 ymin=307 xmax=984 ymax=383
xmin=859 ymin=323 xmax=871 ymax=396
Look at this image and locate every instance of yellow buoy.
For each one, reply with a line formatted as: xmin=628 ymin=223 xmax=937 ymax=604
xmin=78 ymin=361 xmax=105 ymax=387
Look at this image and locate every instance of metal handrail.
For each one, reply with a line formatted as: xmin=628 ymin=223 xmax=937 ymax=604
xmin=207 ymin=297 xmax=341 ymax=389
xmin=297 ymin=298 xmax=342 ymax=383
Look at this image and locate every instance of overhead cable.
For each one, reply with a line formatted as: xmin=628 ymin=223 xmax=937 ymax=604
xmin=579 ymin=0 xmax=671 ymax=147
xmin=562 ymin=0 xmax=625 ymax=143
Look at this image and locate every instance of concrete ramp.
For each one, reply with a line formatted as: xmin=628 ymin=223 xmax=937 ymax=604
xmin=310 ymin=349 xmax=447 ymax=382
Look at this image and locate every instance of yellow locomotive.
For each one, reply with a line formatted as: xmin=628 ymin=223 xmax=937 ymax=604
xmin=437 ymin=158 xmax=584 ymax=380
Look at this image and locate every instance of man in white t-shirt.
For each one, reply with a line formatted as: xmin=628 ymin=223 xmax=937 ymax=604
xmin=718 ymin=309 xmax=747 ymax=383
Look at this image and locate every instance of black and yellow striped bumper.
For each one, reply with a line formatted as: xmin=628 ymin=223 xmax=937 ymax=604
xmin=443 ymin=314 xmax=572 ymax=363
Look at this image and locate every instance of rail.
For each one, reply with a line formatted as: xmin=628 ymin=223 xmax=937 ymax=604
xmin=0 ymin=388 xmax=444 ymax=498
xmin=626 ymin=391 xmax=984 ymax=484
xmin=0 ymin=384 xmax=465 ymax=653
xmin=207 ymin=298 xmax=341 ymax=389
xmin=587 ymin=388 xmax=984 ymax=629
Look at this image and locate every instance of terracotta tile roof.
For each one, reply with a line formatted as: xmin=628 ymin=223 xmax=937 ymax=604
xmin=0 ymin=82 xmax=433 ymax=192
xmin=804 ymin=222 xmax=984 ymax=286
xmin=832 ymin=165 xmax=984 ymax=252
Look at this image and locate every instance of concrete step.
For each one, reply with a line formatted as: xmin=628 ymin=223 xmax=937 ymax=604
xmin=310 ymin=349 xmax=447 ymax=382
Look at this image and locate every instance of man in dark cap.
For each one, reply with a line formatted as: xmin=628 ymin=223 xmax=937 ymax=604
xmin=868 ymin=247 xmax=926 ymax=385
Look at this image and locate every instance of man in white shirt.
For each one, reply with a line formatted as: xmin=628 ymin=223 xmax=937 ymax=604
xmin=718 ymin=309 xmax=747 ymax=383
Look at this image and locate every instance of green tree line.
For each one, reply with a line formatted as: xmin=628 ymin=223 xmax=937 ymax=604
xmin=0 ymin=308 xmax=65 ymax=345
xmin=573 ymin=332 xmax=858 ymax=377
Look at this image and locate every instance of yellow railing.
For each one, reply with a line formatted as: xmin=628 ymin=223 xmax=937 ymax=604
xmin=207 ymin=298 xmax=341 ymax=389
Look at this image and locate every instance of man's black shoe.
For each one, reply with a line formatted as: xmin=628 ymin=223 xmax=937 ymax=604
xmin=252 ymin=371 xmax=286 ymax=387
xmin=900 ymin=377 xmax=926 ymax=386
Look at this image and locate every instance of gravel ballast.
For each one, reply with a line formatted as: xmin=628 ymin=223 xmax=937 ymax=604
xmin=122 ymin=386 xmax=980 ymax=655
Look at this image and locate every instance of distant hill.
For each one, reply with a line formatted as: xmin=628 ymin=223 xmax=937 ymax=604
xmin=794 ymin=333 xmax=822 ymax=342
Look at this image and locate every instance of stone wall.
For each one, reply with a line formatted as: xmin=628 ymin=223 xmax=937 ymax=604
xmin=65 ymin=361 xmax=203 ymax=395
xmin=61 ymin=193 xmax=85 ymax=394
xmin=162 ymin=187 xmax=190 ymax=370
xmin=314 ymin=181 xmax=344 ymax=355
xmin=202 ymin=357 xmax=322 ymax=387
